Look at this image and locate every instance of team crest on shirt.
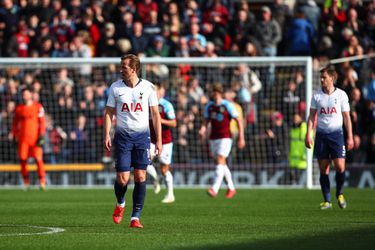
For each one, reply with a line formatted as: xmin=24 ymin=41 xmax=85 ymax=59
xmin=139 ymin=92 xmax=143 ymax=99
xmin=220 ymin=106 xmax=225 ymax=113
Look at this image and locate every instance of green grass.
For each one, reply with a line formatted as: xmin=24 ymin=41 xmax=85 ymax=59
xmin=0 ymin=188 xmax=374 ymax=250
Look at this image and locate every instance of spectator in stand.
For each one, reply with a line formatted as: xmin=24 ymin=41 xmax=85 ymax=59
xmin=97 ymin=22 xmax=118 ymax=57
xmin=115 ymin=11 xmax=134 ymax=39
xmin=323 ymin=0 xmax=347 ymax=27
xmin=50 ymin=8 xmax=75 ymax=44
xmin=202 ymin=0 xmax=229 ymax=27
xmin=174 ymin=36 xmax=190 ymax=57
xmin=271 ymin=0 xmax=293 ymax=55
xmin=69 ymin=114 xmax=92 ymax=162
xmin=75 ymin=13 xmax=101 ymax=54
xmin=281 ymin=81 xmax=301 ymax=125
xmin=185 ymin=23 xmax=207 ymax=56
xmin=129 ymin=21 xmax=148 ymax=56
xmin=146 ymin=35 xmax=170 ymax=57
xmin=136 ymin=0 xmax=158 ymax=25
xmin=347 ymin=0 xmax=366 ymax=21
xmin=38 ymin=0 xmax=54 ymax=23
xmin=255 ymin=6 xmax=282 ymax=57
xmin=229 ymin=8 xmax=255 ymax=51
xmin=265 ymin=111 xmax=289 ymax=165
xmin=183 ymin=0 xmax=202 ymax=25
xmin=51 ymin=41 xmax=72 ymax=57
xmin=43 ymin=113 xmax=67 ymax=164
xmin=298 ymin=0 xmax=321 ymax=34
xmin=287 ymin=9 xmax=315 ymax=56
xmin=143 ymin=10 xmax=162 ymax=38
xmin=346 ymin=7 xmax=364 ymax=37
xmin=14 ymin=21 xmax=30 ymax=57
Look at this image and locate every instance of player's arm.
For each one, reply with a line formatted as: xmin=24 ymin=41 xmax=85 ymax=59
xmin=37 ymin=105 xmax=46 ymax=147
xmin=199 ymin=119 xmax=209 ymax=140
xmin=150 ymin=105 xmax=162 ymax=156
xmin=305 ymin=108 xmax=317 ymax=149
xmin=343 ymin=111 xmax=354 ymax=151
xmin=104 ymin=106 xmax=115 ymax=151
xmin=234 ymin=117 xmax=245 ymax=149
xmin=161 ymin=118 xmax=177 ymax=128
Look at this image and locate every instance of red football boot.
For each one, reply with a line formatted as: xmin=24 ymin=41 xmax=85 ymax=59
xmin=112 ymin=205 xmax=124 ymax=224
xmin=225 ymin=189 xmax=236 ymax=199
xmin=130 ymin=219 xmax=143 ymax=228
xmin=207 ymin=188 xmax=217 ymax=198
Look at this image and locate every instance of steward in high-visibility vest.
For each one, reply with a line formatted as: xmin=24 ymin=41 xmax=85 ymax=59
xmin=289 ymin=114 xmax=307 ymax=170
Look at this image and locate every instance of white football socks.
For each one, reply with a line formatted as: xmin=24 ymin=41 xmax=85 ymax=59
xmin=223 ymin=165 xmax=235 ymax=190
xmin=165 ymin=171 xmax=174 ymax=197
xmin=147 ymin=165 xmax=158 ymax=181
xmin=212 ymin=164 xmax=225 ymax=193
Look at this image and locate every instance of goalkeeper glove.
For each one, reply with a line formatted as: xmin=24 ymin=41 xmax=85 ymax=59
xmin=37 ymin=136 xmax=45 ymax=147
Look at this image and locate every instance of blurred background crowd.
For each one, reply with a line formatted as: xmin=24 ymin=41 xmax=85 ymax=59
xmin=0 ymin=0 xmax=374 ymax=166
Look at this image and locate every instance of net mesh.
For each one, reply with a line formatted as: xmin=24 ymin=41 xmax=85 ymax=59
xmin=0 ymin=58 xmax=311 ymax=187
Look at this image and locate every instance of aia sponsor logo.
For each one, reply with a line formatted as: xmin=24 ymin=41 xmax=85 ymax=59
xmin=121 ymin=102 xmax=143 ymax=112
xmin=320 ymin=107 xmax=337 ymax=115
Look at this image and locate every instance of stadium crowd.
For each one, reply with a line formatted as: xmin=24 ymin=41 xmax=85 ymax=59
xmin=0 ymin=0 xmax=375 ymax=165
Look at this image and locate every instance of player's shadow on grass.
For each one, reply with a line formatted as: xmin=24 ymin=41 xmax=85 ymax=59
xmin=176 ymin=225 xmax=375 ymax=250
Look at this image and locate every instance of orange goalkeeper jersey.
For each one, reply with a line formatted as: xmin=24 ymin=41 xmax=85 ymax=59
xmin=12 ymin=102 xmax=46 ymax=144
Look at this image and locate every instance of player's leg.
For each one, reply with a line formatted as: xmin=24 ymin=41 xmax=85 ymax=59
xmin=208 ymin=154 xmax=226 ymax=197
xmin=146 ymin=143 xmax=160 ymax=194
xmin=314 ymin=133 xmax=332 ymax=209
xmin=112 ymin=144 xmax=131 ymax=224
xmin=32 ymin=146 xmax=46 ymax=190
xmin=329 ymin=130 xmax=347 ymax=208
xmin=159 ymin=143 xmax=174 ymax=203
xmin=318 ymin=159 xmax=331 ymax=205
xmin=113 ymin=171 xmax=130 ymax=224
xmin=214 ymin=138 xmax=236 ymax=198
xmin=18 ymin=142 xmax=30 ymax=188
xmin=129 ymin=148 xmax=149 ymax=228
xmin=160 ymin=164 xmax=175 ymax=203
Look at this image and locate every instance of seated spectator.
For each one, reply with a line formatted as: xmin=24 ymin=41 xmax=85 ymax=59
xmin=145 ymin=35 xmax=171 ymax=57
xmin=185 ymin=23 xmax=207 ymax=56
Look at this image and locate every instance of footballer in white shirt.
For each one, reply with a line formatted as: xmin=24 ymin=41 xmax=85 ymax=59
xmin=104 ymin=54 xmax=162 ymax=228
xmin=305 ymin=65 xmax=353 ymax=210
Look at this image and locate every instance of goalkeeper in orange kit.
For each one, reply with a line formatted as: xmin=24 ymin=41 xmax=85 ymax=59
xmin=12 ymin=87 xmax=47 ymax=190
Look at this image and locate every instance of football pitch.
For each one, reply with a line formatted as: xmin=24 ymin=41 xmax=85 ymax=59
xmin=0 ymin=188 xmax=374 ymax=250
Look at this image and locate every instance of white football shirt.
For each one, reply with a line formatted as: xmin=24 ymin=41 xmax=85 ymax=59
xmin=310 ymin=88 xmax=350 ymax=133
xmin=106 ymin=78 xmax=158 ymax=135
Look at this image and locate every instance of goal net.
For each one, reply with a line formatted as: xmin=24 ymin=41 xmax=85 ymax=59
xmin=0 ymin=57 xmax=313 ymax=188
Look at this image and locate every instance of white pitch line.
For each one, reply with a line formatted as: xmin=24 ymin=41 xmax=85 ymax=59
xmin=0 ymin=224 xmax=65 ymax=236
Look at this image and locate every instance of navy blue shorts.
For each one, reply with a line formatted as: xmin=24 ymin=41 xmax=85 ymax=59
xmin=114 ymin=131 xmax=151 ymax=172
xmin=314 ymin=130 xmax=346 ymax=160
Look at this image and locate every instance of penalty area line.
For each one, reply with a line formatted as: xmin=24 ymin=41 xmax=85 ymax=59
xmin=0 ymin=224 xmax=65 ymax=236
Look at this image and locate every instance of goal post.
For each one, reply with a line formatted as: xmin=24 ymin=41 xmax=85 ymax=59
xmin=0 ymin=57 xmax=314 ymax=188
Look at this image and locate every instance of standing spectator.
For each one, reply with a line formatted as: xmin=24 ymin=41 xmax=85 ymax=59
xmin=298 ymin=0 xmax=321 ymax=33
xmin=287 ymin=10 xmax=315 ymax=56
xmin=288 ymin=113 xmax=307 ymax=185
xmin=255 ymin=6 xmax=282 ymax=57
xmin=305 ymin=65 xmax=353 ymax=210
xmin=323 ymin=0 xmax=347 ymax=27
xmin=104 ymin=54 xmax=162 ymax=228
xmin=43 ymin=114 xmax=67 ymax=164
xmin=143 ymin=10 xmax=162 ymax=38
xmin=14 ymin=21 xmax=30 ymax=57
xmin=12 ymin=87 xmax=46 ymax=190
xmin=115 ymin=11 xmax=134 ymax=39
xmin=199 ymin=83 xmax=245 ymax=199
xmin=265 ymin=111 xmax=289 ymax=165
